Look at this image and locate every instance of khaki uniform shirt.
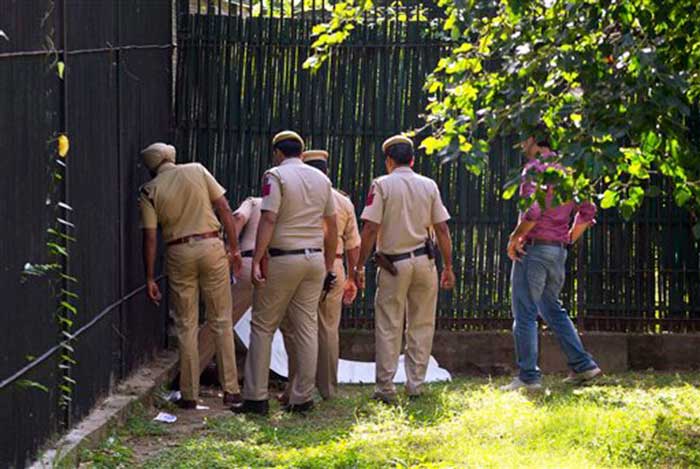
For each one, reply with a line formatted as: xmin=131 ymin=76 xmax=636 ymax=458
xmin=360 ymin=166 xmax=450 ymax=255
xmin=140 ymin=162 xmax=226 ymax=243
xmin=234 ymin=197 xmax=262 ymax=252
xmin=261 ymin=158 xmax=335 ymax=250
xmin=332 ymin=189 xmax=361 ymax=255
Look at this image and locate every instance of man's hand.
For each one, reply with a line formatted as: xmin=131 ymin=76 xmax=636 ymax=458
xmin=252 ymin=260 xmax=266 ymax=287
xmin=507 ymin=236 xmax=527 ymax=262
xmin=568 ymin=221 xmax=591 ymax=245
xmin=146 ymin=279 xmax=162 ymax=306
xmin=227 ymin=250 xmax=243 ymax=278
xmin=342 ymin=278 xmax=358 ymax=305
xmin=353 ymin=267 xmax=366 ymax=290
xmin=440 ymin=267 xmax=455 ymax=290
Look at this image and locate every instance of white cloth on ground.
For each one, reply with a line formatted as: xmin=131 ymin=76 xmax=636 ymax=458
xmin=233 ymin=309 xmax=451 ymax=384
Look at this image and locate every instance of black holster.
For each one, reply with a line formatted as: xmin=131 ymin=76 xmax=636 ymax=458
xmin=425 ymin=238 xmax=437 ymax=260
xmin=373 ymin=252 xmax=398 ymax=276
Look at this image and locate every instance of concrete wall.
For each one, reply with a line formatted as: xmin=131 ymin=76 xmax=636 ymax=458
xmin=339 ymin=330 xmax=700 ymax=374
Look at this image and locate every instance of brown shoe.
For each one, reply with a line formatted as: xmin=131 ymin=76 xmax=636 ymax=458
xmin=223 ymin=392 xmax=242 ymax=406
xmin=174 ymin=398 xmax=197 ymax=409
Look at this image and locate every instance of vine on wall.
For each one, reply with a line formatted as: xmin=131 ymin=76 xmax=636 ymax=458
xmin=19 ymin=5 xmax=79 ymax=416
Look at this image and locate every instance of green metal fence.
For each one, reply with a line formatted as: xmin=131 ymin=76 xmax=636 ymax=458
xmin=175 ymin=0 xmax=700 ymax=332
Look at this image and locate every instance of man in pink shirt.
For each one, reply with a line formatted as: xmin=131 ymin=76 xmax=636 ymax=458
xmin=501 ymin=125 xmax=601 ymax=391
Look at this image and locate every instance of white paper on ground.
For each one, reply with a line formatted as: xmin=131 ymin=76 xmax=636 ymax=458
xmin=196 ymin=405 xmax=210 ymax=410
xmin=233 ymin=309 xmax=451 ymax=384
xmin=153 ymin=412 xmax=177 ymax=424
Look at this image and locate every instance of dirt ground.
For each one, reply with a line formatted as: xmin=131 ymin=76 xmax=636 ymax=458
xmin=128 ymin=382 xmax=285 ymax=465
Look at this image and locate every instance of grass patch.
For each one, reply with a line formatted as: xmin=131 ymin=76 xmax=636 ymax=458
xmin=85 ymin=373 xmax=700 ymax=468
xmin=79 ymin=435 xmax=134 ymax=469
xmin=123 ymin=404 xmax=168 ymax=438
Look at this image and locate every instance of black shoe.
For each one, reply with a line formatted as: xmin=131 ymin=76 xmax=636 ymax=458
xmin=282 ymin=400 xmax=315 ymax=413
xmin=175 ymin=399 xmax=198 ymax=409
xmin=223 ymin=392 xmax=242 ymax=406
xmin=371 ymin=391 xmax=397 ymax=405
xmin=230 ymin=399 xmax=269 ymax=416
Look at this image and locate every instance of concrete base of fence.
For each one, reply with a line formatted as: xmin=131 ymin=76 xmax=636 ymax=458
xmin=339 ymin=330 xmax=700 ymax=374
xmin=31 ymin=349 xmax=179 ymax=469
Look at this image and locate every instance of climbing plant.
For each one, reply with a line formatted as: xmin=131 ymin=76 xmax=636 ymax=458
xmin=20 ymin=19 xmax=79 ymax=413
xmin=305 ymin=0 xmax=700 ymax=234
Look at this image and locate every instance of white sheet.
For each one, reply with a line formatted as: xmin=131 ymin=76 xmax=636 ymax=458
xmin=234 ymin=309 xmax=451 ymax=384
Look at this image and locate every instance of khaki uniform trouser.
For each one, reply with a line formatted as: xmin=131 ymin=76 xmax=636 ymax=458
xmin=197 ymin=258 xmax=253 ymax=378
xmin=282 ymin=258 xmax=345 ymax=400
xmin=374 ymin=254 xmax=438 ymax=396
xmin=243 ymin=252 xmax=325 ymax=404
xmin=166 ymin=238 xmax=237 ymax=400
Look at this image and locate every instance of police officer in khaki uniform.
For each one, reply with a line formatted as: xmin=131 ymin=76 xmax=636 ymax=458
xmin=281 ymin=150 xmax=361 ymax=402
xmin=232 ymin=131 xmax=338 ymax=415
xmin=353 ymin=135 xmax=455 ymax=403
xmin=139 ymin=143 xmax=243 ymax=408
xmin=197 ymin=196 xmax=262 ymax=378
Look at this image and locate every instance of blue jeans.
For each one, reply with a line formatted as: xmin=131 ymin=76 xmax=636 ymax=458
xmin=511 ymin=244 xmax=597 ymax=384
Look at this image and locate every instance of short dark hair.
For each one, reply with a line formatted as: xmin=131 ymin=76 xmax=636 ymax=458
xmin=386 ymin=143 xmax=413 ymax=165
xmin=533 ymin=122 xmax=551 ymax=149
xmin=274 ymin=139 xmax=303 ymax=157
xmin=305 ymin=159 xmax=328 ymax=174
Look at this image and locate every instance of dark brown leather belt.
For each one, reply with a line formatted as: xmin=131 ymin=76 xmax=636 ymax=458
xmin=384 ymin=246 xmax=428 ymax=262
xmin=527 ymin=238 xmax=568 ymax=249
xmin=167 ymin=231 xmax=220 ymax=247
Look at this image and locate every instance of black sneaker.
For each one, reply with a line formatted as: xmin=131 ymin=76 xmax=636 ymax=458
xmin=230 ymin=399 xmax=269 ymax=416
xmin=282 ymin=400 xmax=315 ymax=414
xmin=174 ymin=399 xmax=198 ymax=410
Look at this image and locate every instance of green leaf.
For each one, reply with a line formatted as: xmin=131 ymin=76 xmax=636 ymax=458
xmin=628 ymin=163 xmax=650 ymax=179
xmin=420 ymin=136 xmax=448 ymax=155
xmin=61 ymin=354 xmax=77 ymax=365
xmin=628 ymin=186 xmax=644 ymax=206
xmin=674 ymin=187 xmax=692 ymax=207
xmin=427 ymin=80 xmax=443 ymax=93
xmin=502 ymin=183 xmax=519 ymax=200
xmin=58 ymin=315 xmax=73 ymax=327
xmin=60 ymin=300 xmax=77 ymax=314
xmin=600 ymin=190 xmax=619 ymax=209
xmin=16 ymin=380 xmax=49 ymax=393
xmin=620 ymin=200 xmax=635 ymax=220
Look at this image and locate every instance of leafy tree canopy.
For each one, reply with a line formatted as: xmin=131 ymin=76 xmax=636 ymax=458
xmin=306 ymin=0 xmax=700 ymax=235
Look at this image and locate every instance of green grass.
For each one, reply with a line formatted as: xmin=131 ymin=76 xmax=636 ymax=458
xmin=85 ymin=373 xmax=700 ymax=468
xmin=80 ymin=435 xmax=134 ymax=469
